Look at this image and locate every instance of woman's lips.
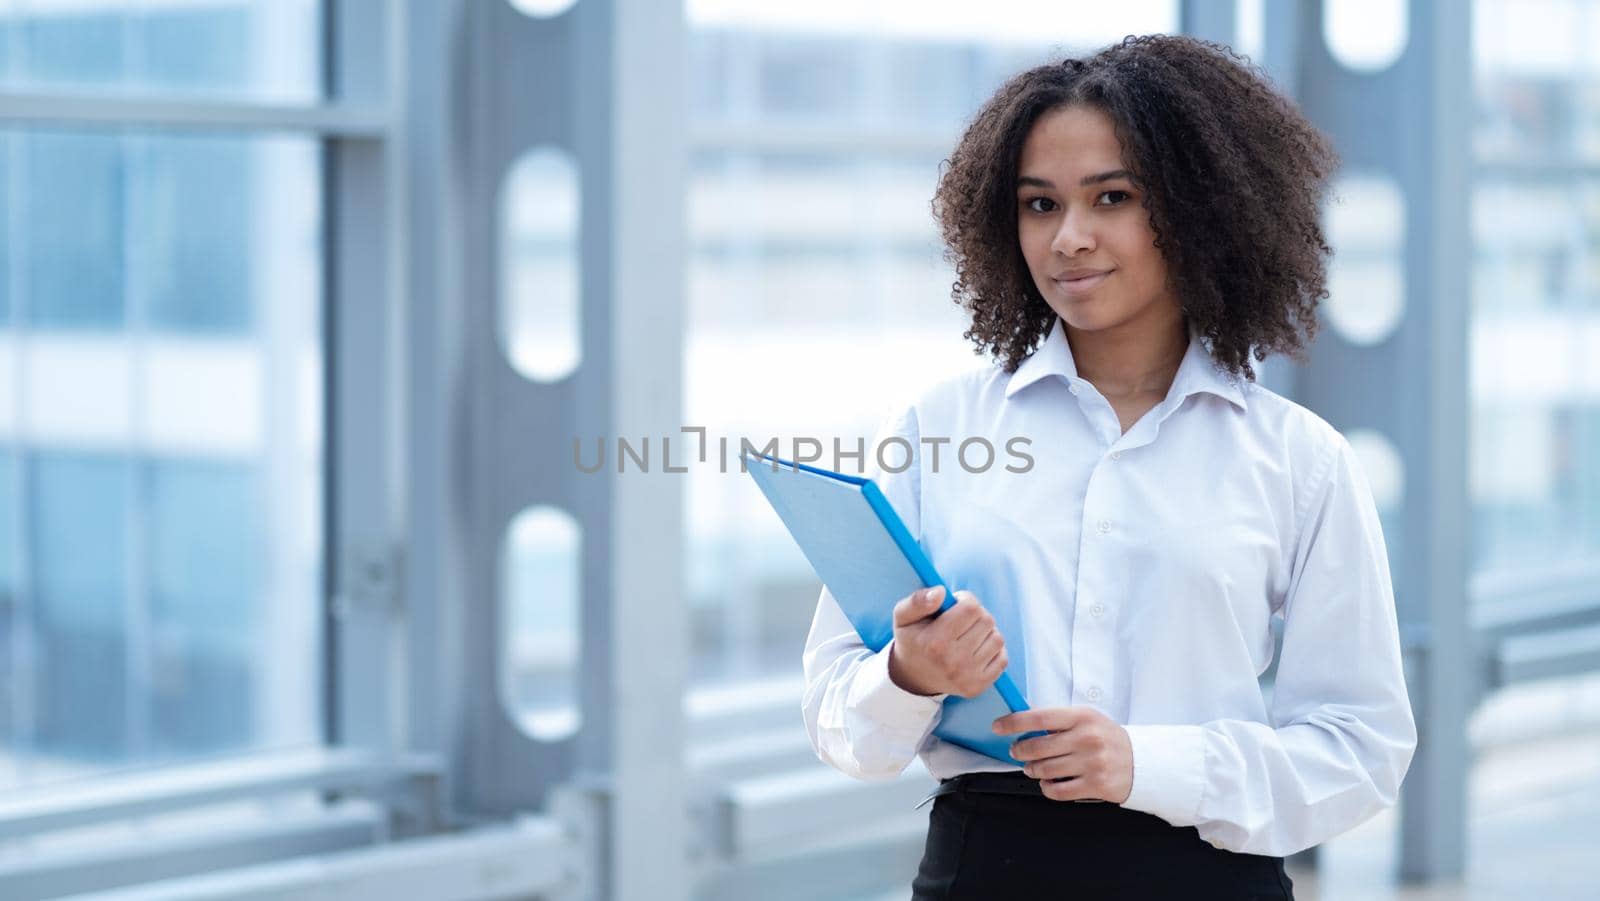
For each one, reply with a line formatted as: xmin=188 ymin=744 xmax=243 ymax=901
xmin=1053 ymin=270 xmax=1112 ymax=295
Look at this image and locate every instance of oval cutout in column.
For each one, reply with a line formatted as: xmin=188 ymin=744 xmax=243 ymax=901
xmin=502 ymin=505 xmax=581 ymax=741
xmin=1346 ymin=428 xmax=1405 ymax=514
xmin=500 ymin=147 xmax=581 ymax=383
xmin=1324 ymin=173 xmax=1406 ymax=347
xmin=1324 ymin=0 xmax=1408 ymax=73
xmin=508 ymin=0 xmax=579 ymax=19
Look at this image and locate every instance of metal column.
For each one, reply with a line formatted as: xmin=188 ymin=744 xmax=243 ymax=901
xmin=1288 ymin=0 xmax=1471 ymax=883
xmin=400 ymin=1 xmax=689 ymax=897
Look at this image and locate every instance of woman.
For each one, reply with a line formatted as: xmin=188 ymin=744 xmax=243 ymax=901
xmin=800 ymin=35 xmax=1417 ymax=899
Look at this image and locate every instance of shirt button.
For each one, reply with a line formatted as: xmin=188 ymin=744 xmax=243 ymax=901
xmin=1208 ymin=838 xmax=1225 ymax=850
xmin=1091 ymin=603 xmax=1105 ymax=617
xmin=1096 ymin=519 xmax=1112 ymax=534
xmin=1068 ymin=384 xmax=1080 ymax=396
xmin=1110 ymin=451 xmax=1122 ymax=461
xmin=1086 ymin=686 xmax=1103 ymax=702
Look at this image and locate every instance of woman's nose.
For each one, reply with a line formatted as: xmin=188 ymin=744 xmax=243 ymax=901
xmin=1050 ymin=208 xmax=1095 ymax=256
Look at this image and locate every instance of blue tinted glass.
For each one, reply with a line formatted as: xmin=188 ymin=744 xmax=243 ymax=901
xmin=883 ymin=42 xmax=977 ymax=127
xmin=148 ymin=460 xmax=261 ymax=753
xmin=759 ymin=37 xmax=856 ymax=119
xmin=141 ymin=9 xmax=253 ymax=93
xmin=31 ymin=453 xmax=131 ymax=759
xmin=134 ymin=136 xmax=254 ymax=333
xmin=9 ymin=129 xmax=291 ymax=335
xmin=0 ymin=2 xmax=320 ymax=103
xmin=24 ymin=132 xmax=125 ymax=330
xmin=0 ymin=451 xmax=12 ymax=755
xmin=0 ymin=139 xmax=8 ymax=325
xmin=0 ymin=452 xmax=13 ymax=594
xmin=18 ymin=10 xmax=127 ymax=89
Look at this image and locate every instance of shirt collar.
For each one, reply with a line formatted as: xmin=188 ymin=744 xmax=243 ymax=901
xmin=1004 ymin=316 xmax=1247 ymax=411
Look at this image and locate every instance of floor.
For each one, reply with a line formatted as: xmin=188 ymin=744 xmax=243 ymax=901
xmin=1299 ymin=728 xmax=1600 ymax=900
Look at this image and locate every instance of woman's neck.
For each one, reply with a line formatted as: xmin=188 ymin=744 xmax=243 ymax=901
xmin=1065 ymin=310 xmax=1189 ymax=401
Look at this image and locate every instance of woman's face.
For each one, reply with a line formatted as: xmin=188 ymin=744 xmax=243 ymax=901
xmin=1015 ymin=104 xmax=1180 ymax=336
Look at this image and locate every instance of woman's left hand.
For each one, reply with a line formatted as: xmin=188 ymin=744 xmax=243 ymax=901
xmin=992 ymin=707 xmax=1135 ymax=804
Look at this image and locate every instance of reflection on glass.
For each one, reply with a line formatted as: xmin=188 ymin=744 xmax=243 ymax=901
xmin=503 ymin=506 xmax=581 ymax=741
xmin=0 ymin=0 xmax=321 ymax=102
xmin=0 ymin=130 xmax=323 ymax=790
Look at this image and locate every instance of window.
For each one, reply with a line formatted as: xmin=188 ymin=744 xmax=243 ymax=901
xmin=1471 ymin=0 xmax=1600 ymax=579
xmin=0 ymin=1 xmax=320 ymax=102
xmin=0 ymin=4 xmax=325 ymax=792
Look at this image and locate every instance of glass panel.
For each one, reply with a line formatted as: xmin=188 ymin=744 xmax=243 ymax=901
xmin=1470 ymin=1 xmax=1600 ymax=581
xmin=147 ymin=460 xmax=263 ymax=754
xmin=133 ymin=135 xmax=257 ymax=334
xmin=0 ymin=0 xmax=322 ymax=103
xmin=31 ymin=453 xmax=131 ymax=765
xmin=0 ymin=129 xmax=323 ymax=790
xmin=685 ymin=1 xmax=1178 ymax=49
xmin=24 ymin=132 xmax=125 ymax=330
xmin=0 ymin=140 xmax=8 ymax=324
xmin=0 ymin=450 xmax=18 ymax=787
xmin=1473 ymin=0 xmax=1600 ymax=163
xmin=16 ymin=130 xmax=275 ymax=334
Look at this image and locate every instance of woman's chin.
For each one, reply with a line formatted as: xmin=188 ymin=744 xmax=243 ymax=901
xmin=1052 ymin=303 xmax=1122 ymax=334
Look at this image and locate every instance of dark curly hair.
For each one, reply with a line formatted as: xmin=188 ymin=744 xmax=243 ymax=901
xmin=932 ymin=34 xmax=1338 ymax=380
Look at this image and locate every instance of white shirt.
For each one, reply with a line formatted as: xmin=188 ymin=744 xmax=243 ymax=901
xmin=800 ymin=316 xmax=1417 ymax=857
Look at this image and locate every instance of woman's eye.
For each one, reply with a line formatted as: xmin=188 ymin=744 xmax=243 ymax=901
xmin=1097 ymin=190 xmax=1131 ymax=206
xmin=1024 ymin=197 xmax=1057 ymax=213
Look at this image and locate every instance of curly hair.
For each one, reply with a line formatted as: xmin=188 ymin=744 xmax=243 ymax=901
xmin=932 ymin=34 xmax=1338 ymax=380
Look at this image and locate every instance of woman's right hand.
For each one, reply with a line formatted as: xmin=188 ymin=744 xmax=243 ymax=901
xmin=886 ymin=586 xmax=1009 ymax=699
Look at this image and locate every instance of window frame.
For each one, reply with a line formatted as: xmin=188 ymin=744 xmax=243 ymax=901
xmin=0 ymin=0 xmax=427 ymax=892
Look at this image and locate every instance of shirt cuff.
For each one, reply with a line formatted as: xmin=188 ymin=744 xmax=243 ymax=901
xmin=1120 ymin=724 xmax=1206 ymax=827
xmin=846 ymin=639 xmax=946 ymax=733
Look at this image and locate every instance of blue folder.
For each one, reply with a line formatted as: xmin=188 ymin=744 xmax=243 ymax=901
xmin=743 ymin=450 xmax=1030 ymax=765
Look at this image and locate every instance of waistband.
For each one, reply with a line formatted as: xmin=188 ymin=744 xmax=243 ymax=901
xmin=916 ymin=771 xmax=1188 ymax=834
xmin=916 ymin=770 xmax=1044 ymax=809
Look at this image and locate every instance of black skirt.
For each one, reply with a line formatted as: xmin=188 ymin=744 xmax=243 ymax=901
xmin=912 ymin=772 xmax=1295 ymax=900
